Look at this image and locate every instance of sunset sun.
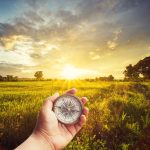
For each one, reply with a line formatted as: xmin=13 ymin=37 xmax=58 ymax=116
xmin=61 ymin=65 xmax=81 ymax=79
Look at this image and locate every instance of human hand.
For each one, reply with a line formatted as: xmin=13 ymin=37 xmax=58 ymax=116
xmin=33 ymin=88 xmax=89 ymax=150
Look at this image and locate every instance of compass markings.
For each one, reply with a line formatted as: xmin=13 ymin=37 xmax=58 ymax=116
xmin=53 ymin=95 xmax=82 ymax=124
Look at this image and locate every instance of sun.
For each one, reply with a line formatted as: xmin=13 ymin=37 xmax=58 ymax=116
xmin=61 ymin=65 xmax=81 ymax=79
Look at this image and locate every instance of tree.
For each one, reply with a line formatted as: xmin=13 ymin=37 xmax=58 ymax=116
xmin=0 ymin=75 xmax=19 ymax=81
xmin=124 ymin=64 xmax=139 ymax=80
xmin=108 ymin=75 xmax=114 ymax=81
xmin=134 ymin=56 xmax=150 ymax=79
xmin=6 ymin=75 xmax=13 ymax=81
xmin=124 ymin=64 xmax=133 ymax=79
xmin=0 ymin=75 xmax=3 ymax=81
xmin=124 ymin=56 xmax=150 ymax=80
xmin=34 ymin=71 xmax=43 ymax=80
xmin=95 ymin=75 xmax=114 ymax=81
xmin=13 ymin=76 xmax=18 ymax=81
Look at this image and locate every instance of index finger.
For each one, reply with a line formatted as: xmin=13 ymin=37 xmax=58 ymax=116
xmin=65 ymin=88 xmax=77 ymax=95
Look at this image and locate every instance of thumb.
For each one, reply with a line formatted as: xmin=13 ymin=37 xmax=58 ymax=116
xmin=43 ymin=92 xmax=59 ymax=110
xmin=50 ymin=92 xmax=59 ymax=103
xmin=38 ymin=92 xmax=59 ymax=122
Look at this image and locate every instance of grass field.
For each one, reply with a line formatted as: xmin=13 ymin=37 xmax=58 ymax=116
xmin=0 ymin=80 xmax=150 ymax=150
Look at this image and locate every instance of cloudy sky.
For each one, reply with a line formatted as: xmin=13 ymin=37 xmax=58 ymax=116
xmin=0 ymin=0 xmax=150 ymax=79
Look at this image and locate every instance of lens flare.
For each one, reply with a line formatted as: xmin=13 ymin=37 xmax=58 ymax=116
xmin=61 ymin=65 xmax=81 ymax=79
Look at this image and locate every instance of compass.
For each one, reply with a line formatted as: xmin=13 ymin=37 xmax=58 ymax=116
xmin=53 ymin=94 xmax=83 ymax=124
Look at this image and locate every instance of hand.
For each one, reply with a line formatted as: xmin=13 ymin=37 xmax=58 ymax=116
xmin=33 ymin=88 xmax=89 ymax=150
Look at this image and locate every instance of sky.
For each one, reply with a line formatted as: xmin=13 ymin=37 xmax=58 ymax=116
xmin=0 ymin=0 xmax=150 ymax=79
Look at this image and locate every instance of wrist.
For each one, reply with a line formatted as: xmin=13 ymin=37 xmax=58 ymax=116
xmin=31 ymin=130 xmax=55 ymax=150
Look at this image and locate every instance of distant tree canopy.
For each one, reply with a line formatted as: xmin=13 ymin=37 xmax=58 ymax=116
xmin=124 ymin=56 xmax=150 ymax=80
xmin=0 ymin=75 xmax=18 ymax=81
xmin=95 ymin=75 xmax=114 ymax=81
xmin=34 ymin=71 xmax=43 ymax=80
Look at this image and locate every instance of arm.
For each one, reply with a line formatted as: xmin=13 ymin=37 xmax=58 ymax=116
xmin=15 ymin=132 xmax=55 ymax=150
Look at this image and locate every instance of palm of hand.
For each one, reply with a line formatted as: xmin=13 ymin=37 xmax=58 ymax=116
xmin=35 ymin=89 xmax=88 ymax=150
xmin=38 ymin=107 xmax=78 ymax=149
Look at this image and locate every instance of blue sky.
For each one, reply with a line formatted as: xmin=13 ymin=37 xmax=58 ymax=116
xmin=0 ymin=0 xmax=150 ymax=78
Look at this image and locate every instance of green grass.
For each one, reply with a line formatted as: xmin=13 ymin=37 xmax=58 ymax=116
xmin=0 ymin=80 xmax=150 ymax=150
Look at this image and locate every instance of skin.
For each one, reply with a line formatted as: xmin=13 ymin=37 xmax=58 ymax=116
xmin=15 ymin=88 xmax=89 ymax=150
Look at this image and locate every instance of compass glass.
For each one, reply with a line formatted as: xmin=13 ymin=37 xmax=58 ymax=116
xmin=53 ymin=94 xmax=83 ymax=124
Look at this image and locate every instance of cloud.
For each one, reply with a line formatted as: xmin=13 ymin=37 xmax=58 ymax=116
xmin=77 ymin=0 xmax=118 ymax=21
xmin=89 ymin=51 xmax=101 ymax=60
xmin=107 ymin=41 xmax=117 ymax=50
xmin=0 ymin=61 xmax=45 ymax=77
xmin=0 ymin=0 xmax=150 ymax=78
xmin=0 ymin=62 xmax=26 ymax=76
xmin=0 ymin=0 xmax=148 ymax=53
xmin=25 ymin=0 xmax=49 ymax=9
xmin=113 ymin=0 xmax=149 ymax=12
xmin=30 ymin=53 xmax=41 ymax=59
xmin=0 ymin=23 xmax=17 ymax=37
xmin=56 ymin=9 xmax=79 ymax=25
xmin=106 ymin=28 xmax=122 ymax=50
xmin=0 ymin=34 xmax=59 ymax=69
xmin=91 ymin=55 xmax=100 ymax=60
xmin=0 ymin=35 xmax=32 ymax=51
xmin=24 ymin=10 xmax=45 ymax=24
xmin=0 ymin=47 xmax=34 ymax=66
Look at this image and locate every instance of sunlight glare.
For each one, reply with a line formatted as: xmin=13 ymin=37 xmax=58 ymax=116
xmin=61 ymin=65 xmax=81 ymax=79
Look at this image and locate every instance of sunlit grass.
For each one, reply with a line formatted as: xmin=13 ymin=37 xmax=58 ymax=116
xmin=0 ymin=80 xmax=150 ymax=149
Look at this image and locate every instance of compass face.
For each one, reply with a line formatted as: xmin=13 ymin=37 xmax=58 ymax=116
xmin=53 ymin=94 xmax=83 ymax=124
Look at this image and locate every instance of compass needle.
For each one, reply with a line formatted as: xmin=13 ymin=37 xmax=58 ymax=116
xmin=53 ymin=94 xmax=83 ymax=124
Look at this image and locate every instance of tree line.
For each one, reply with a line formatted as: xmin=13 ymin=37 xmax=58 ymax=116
xmin=0 ymin=56 xmax=149 ymax=81
xmin=0 ymin=71 xmax=44 ymax=81
xmin=0 ymin=75 xmax=19 ymax=81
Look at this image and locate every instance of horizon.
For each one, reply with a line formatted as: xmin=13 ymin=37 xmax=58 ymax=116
xmin=0 ymin=0 xmax=150 ymax=79
xmin=0 ymin=73 xmax=123 ymax=80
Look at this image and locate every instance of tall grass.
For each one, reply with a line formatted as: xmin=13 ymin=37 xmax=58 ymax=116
xmin=0 ymin=80 xmax=150 ymax=149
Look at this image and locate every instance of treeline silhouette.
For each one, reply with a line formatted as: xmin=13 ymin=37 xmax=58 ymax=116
xmin=0 ymin=75 xmax=18 ymax=81
xmin=0 ymin=56 xmax=149 ymax=82
xmin=85 ymin=75 xmax=114 ymax=82
xmin=124 ymin=56 xmax=150 ymax=81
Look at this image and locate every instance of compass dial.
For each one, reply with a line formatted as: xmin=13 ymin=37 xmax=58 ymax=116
xmin=53 ymin=94 xmax=83 ymax=124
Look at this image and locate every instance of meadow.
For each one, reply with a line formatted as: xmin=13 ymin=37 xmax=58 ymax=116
xmin=0 ymin=80 xmax=150 ymax=150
